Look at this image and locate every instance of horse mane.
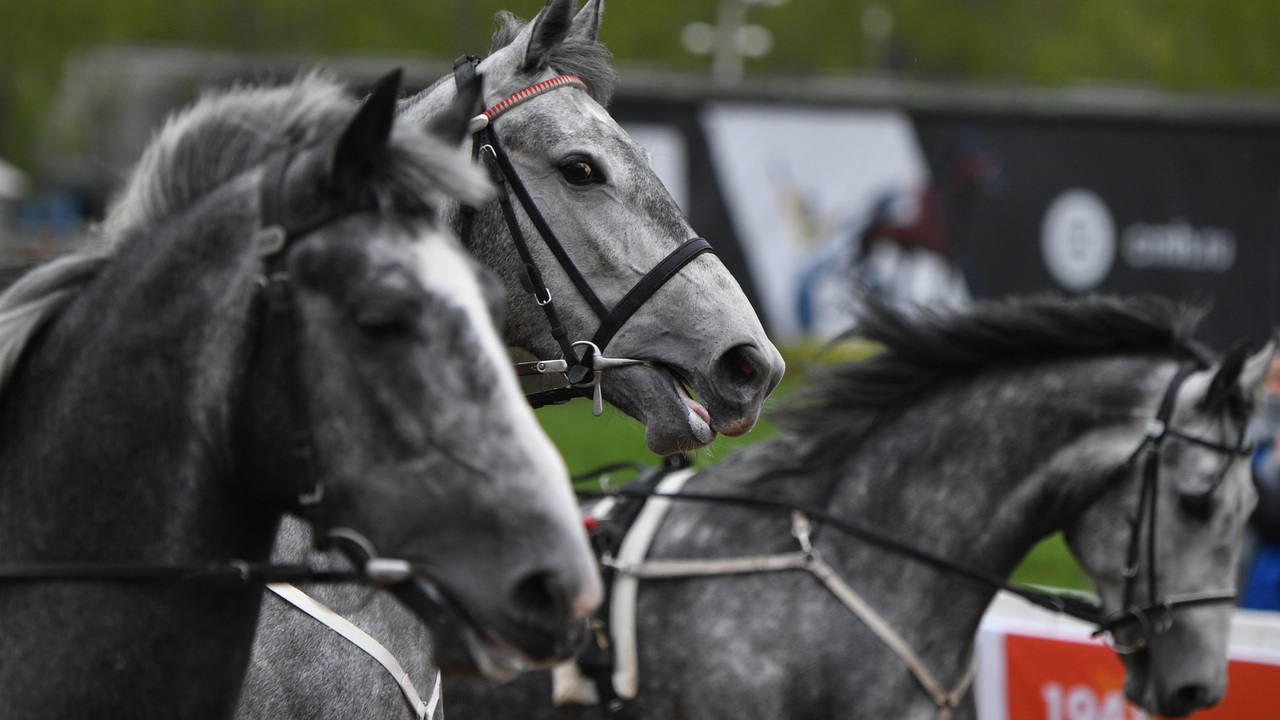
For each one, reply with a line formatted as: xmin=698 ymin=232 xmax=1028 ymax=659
xmin=490 ymin=10 xmax=619 ymax=107
xmin=0 ymin=72 xmax=492 ymax=398
xmin=758 ymin=294 xmax=1207 ymax=486
xmin=106 ymin=72 xmax=490 ymax=241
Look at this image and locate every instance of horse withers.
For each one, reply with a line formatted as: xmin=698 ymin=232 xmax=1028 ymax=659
xmin=444 ymin=295 xmax=1272 ymax=720
xmin=0 ymin=71 xmax=597 ymax=718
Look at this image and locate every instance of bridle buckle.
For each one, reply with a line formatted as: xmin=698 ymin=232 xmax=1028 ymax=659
xmin=1145 ymin=418 xmax=1167 ymax=440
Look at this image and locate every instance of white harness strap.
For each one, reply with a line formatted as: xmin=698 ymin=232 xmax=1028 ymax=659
xmin=605 ymin=508 xmax=974 ymax=720
xmin=802 ymin=556 xmax=974 ymax=720
xmin=606 ymin=468 xmax=697 ymax=699
xmin=267 ymin=583 xmax=442 ymax=720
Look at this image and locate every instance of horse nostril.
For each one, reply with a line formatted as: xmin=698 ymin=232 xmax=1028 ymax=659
xmin=511 ymin=571 xmax=563 ymax=626
xmin=508 ymin=570 xmax=591 ymax=660
xmin=717 ymin=345 xmax=762 ymax=390
xmin=729 ymin=347 xmax=756 ymax=378
xmin=1168 ymin=684 xmax=1214 ymax=716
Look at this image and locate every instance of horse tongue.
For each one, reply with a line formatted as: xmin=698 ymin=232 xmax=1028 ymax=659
xmin=679 ymin=385 xmax=711 ymax=425
xmin=680 ymin=392 xmax=711 ymax=425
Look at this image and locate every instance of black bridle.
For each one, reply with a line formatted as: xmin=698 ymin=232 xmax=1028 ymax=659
xmin=584 ymin=358 xmax=1250 ymax=651
xmin=1098 ymin=360 xmax=1250 ymax=652
xmin=452 ymin=56 xmax=715 ymax=411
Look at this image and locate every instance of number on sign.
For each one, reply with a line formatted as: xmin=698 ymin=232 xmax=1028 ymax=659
xmin=1041 ymin=683 xmax=1149 ymax=720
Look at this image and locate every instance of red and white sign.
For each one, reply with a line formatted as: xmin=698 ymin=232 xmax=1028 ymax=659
xmin=976 ymin=594 xmax=1280 ymax=720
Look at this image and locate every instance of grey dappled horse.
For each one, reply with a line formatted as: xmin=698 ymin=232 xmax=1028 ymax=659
xmin=240 ymin=1 xmax=782 ymax=717
xmin=444 ymin=296 xmax=1273 ymax=720
xmin=0 ymin=72 xmax=598 ymax=719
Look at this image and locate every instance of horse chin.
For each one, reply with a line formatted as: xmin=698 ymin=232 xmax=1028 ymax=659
xmin=389 ymin=576 xmax=546 ymax=682
xmin=606 ymin=365 xmax=717 ymax=455
xmin=460 ymin=625 xmax=536 ymax=682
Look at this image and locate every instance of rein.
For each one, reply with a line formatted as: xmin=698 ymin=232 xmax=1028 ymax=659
xmin=452 ymin=56 xmax=715 ymax=413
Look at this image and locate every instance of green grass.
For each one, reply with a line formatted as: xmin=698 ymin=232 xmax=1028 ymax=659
xmin=535 ymin=342 xmax=1092 ymax=594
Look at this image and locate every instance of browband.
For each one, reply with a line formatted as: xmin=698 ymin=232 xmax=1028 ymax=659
xmin=468 ymin=75 xmax=590 ymax=134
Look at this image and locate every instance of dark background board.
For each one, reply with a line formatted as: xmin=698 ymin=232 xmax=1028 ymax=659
xmin=913 ymin=114 xmax=1280 ymax=349
xmin=611 ymin=95 xmax=1280 ymax=351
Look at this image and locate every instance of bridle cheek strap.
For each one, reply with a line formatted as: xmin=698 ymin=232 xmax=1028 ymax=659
xmin=589 ymin=237 xmax=712 ymax=353
xmin=1101 ymin=360 xmax=1242 ymax=652
xmin=254 ymin=148 xmax=328 ymax=538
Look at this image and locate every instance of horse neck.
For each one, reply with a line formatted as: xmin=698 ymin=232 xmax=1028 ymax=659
xmin=0 ymin=182 xmax=276 ymax=562
xmin=810 ymin=356 xmax=1160 ymax=660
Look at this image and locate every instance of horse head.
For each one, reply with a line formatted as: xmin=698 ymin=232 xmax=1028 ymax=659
xmin=1064 ymin=341 xmax=1275 ymax=717
xmin=402 ymin=0 xmax=785 ymax=455
xmin=239 ymin=72 xmax=600 ymax=679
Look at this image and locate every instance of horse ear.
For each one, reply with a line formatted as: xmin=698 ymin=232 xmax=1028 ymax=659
xmin=1200 ymin=339 xmax=1254 ymax=410
xmin=1239 ymin=339 xmax=1279 ymax=401
xmin=426 ymin=72 xmax=483 ymax=147
xmin=332 ymin=69 xmax=402 ymax=185
xmin=522 ymin=0 xmax=575 ymax=74
xmin=568 ymin=0 xmax=603 ymax=44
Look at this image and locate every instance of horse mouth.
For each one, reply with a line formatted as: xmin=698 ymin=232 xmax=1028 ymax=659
xmin=460 ymin=620 xmax=537 ymax=682
xmin=389 ymin=575 xmax=546 ymax=682
xmin=604 ymin=362 xmax=718 ymax=454
xmin=663 ymin=364 xmax=712 ymax=430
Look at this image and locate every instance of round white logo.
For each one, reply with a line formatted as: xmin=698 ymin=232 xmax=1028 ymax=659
xmin=1040 ymin=189 xmax=1115 ymax=292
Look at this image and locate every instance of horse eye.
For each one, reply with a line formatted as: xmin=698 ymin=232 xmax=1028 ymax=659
xmin=560 ymin=160 xmax=601 ymax=185
xmin=353 ymin=295 xmax=420 ymax=340
xmin=355 ymin=310 xmax=414 ymax=339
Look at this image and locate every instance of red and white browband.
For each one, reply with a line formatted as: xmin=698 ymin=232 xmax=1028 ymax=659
xmin=468 ymin=75 xmax=589 ymax=134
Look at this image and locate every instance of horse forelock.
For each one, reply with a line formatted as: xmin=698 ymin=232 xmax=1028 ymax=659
xmin=489 ymin=10 xmax=618 ymax=107
xmin=762 ymin=295 xmax=1205 ymax=489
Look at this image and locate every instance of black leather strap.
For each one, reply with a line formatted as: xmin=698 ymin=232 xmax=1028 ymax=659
xmin=484 ymin=130 xmax=610 ymax=320
xmin=476 ymin=133 xmax=583 ymax=372
xmin=590 ymin=237 xmax=712 ymax=352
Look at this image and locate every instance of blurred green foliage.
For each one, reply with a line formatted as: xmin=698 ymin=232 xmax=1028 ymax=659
xmin=5 ymin=0 xmax=1280 ymax=172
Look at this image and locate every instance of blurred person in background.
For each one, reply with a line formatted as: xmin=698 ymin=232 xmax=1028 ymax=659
xmin=1241 ymin=352 xmax=1280 ymax=610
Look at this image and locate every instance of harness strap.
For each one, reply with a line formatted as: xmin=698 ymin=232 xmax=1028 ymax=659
xmin=476 ymin=75 xmax=589 ymax=129
xmin=804 ymin=555 xmax=975 ymax=720
xmin=268 ymin=583 xmax=441 ymax=720
xmin=589 ymin=238 xmax=713 ymax=352
xmin=0 ymin=562 xmax=359 ymax=584
xmin=608 ymin=468 xmax=698 ymax=700
xmin=606 ymin=515 xmax=975 ymax=720
xmin=255 ymin=147 xmax=328 ymax=542
xmin=480 ymin=129 xmax=610 ymax=321
xmin=605 ymin=552 xmax=808 ymax=578
xmin=1122 ymin=361 xmax=1198 ymax=615
xmin=475 ymin=138 xmax=583 ymax=369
